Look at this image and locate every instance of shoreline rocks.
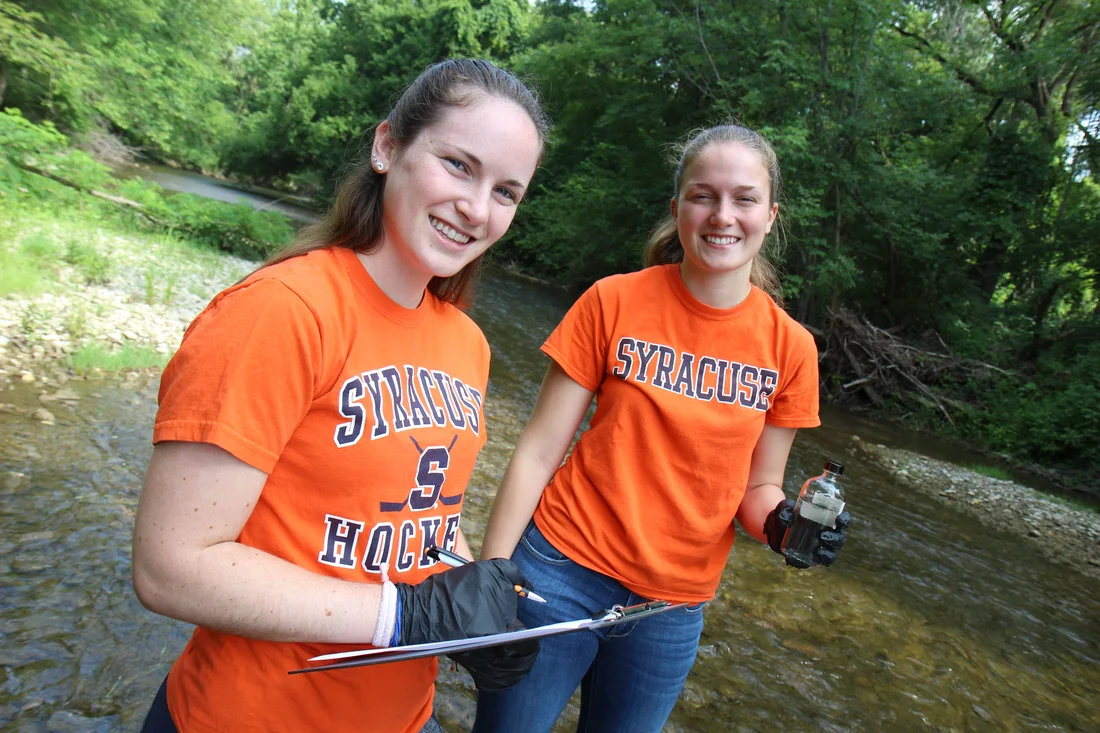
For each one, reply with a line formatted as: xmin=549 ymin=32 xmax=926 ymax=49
xmin=854 ymin=438 xmax=1100 ymax=581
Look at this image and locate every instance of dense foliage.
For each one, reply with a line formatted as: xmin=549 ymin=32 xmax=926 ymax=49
xmin=222 ymin=0 xmax=532 ymax=189
xmin=1 ymin=0 xmax=263 ymax=170
xmin=3 ymin=0 xmax=1098 ymax=472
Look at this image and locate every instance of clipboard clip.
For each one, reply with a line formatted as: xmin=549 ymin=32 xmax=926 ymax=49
xmin=591 ymin=600 xmax=671 ymax=622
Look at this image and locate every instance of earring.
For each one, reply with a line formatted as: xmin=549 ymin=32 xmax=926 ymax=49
xmin=373 ymin=158 xmax=384 ymax=172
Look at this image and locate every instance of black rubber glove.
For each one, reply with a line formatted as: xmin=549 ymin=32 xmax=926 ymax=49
xmin=764 ymin=498 xmax=797 ymax=554
xmin=394 ymin=558 xmax=527 ymax=646
xmin=764 ymin=498 xmax=851 ymax=569
xmin=447 ymin=620 xmax=540 ymax=692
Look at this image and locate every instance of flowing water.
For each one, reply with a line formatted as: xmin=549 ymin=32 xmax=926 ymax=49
xmin=108 ymin=163 xmax=319 ymax=224
xmin=1 ymin=268 xmax=1097 ymax=733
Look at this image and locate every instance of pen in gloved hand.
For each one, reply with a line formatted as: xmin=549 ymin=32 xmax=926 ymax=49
xmin=426 ymin=545 xmax=547 ymax=603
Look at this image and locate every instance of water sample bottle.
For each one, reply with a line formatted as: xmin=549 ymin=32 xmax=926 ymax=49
xmin=782 ymin=460 xmax=846 ymax=569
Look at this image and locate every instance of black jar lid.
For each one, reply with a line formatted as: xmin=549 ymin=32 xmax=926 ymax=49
xmin=824 ymin=460 xmax=844 ymax=475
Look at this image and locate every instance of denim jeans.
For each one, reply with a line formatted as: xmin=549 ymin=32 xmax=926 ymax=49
xmin=473 ymin=521 xmax=706 ymax=733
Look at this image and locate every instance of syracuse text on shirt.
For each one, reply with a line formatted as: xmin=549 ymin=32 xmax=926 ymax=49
xmin=332 ymin=364 xmax=484 ymax=446
xmin=612 ymin=337 xmax=778 ymax=410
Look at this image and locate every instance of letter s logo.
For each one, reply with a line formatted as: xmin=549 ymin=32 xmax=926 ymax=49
xmin=379 ymin=436 xmax=464 ymax=512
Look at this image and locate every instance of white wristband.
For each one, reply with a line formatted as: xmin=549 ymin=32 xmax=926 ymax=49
xmin=372 ymin=579 xmax=398 ymax=648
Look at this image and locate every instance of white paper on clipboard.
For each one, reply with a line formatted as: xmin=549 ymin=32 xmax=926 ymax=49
xmin=288 ymin=601 xmax=690 ymax=675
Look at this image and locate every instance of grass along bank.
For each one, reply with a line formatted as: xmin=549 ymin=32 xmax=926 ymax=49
xmin=1 ymin=110 xmax=296 ymax=389
xmin=0 ymin=204 xmax=254 ymax=390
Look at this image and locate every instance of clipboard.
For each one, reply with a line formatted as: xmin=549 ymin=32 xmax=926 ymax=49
xmin=288 ymin=600 xmax=689 ymax=675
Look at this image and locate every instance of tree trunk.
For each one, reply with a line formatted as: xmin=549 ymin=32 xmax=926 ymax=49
xmin=970 ymin=235 xmax=1008 ymax=302
xmin=0 ymin=59 xmax=8 ymax=108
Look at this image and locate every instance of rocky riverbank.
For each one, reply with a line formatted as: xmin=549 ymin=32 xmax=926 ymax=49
xmin=854 ymin=438 xmax=1100 ymax=581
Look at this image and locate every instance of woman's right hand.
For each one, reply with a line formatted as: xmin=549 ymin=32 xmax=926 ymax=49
xmin=447 ymin=622 xmax=540 ymax=691
xmin=395 ymin=558 xmax=528 ymax=645
xmin=396 ymin=560 xmax=540 ymax=691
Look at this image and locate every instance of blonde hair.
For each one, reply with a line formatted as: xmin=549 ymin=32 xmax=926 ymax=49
xmin=644 ymin=124 xmax=786 ymax=304
xmin=263 ymin=58 xmax=550 ymax=307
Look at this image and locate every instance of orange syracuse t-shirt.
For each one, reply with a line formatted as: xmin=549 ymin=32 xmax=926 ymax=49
xmin=534 ymin=264 xmax=820 ymax=603
xmin=153 ymin=247 xmax=490 ymax=733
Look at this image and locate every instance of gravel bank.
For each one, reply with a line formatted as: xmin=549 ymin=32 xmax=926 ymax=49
xmin=0 ymin=218 xmax=254 ymax=389
xmin=854 ymin=438 xmax=1100 ymax=581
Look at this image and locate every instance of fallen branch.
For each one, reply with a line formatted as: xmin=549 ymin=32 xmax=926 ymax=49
xmin=895 ymin=366 xmax=955 ymax=426
xmin=13 ymin=160 xmax=165 ymax=225
xmin=841 ymin=338 xmax=884 ymax=406
xmin=817 ymin=305 xmax=1018 ymax=425
xmin=11 ymin=159 xmax=272 ymax=255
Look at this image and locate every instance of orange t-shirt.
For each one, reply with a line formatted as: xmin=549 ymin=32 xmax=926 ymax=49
xmin=534 ymin=264 xmax=820 ymax=603
xmin=153 ymin=247 xmax=490 ymax=733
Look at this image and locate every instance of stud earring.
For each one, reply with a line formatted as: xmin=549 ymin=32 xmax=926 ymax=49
xmin=374 ymin=160 xmax=384 ymax=171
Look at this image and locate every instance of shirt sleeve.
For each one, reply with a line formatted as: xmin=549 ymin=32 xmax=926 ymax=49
xmin=153 ymin=279 xmax=324 ymax=473
xmin=766 ymin=327 xmax=821 ymax=429
xmin=540 ymin=282 xmax=609 ymax=392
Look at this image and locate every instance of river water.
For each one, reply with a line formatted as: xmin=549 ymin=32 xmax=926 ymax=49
xmin=108 ymin=163 xmax=319 ymax=224
xmin=1 ymin=267 xmax=1097 ymax=732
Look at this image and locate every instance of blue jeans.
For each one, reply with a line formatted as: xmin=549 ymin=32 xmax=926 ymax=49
xmin=473 ymin=521 xmax=706 ymax=733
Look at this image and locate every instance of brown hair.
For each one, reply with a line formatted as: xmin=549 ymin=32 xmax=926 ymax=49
xmin=643 ymin=124 xmax=786 ymax=304
xmin=264 ymin=58 xmax=550 ymax=306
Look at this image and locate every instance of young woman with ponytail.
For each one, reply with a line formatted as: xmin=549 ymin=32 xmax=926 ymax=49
xmin=131 ymin=58 xmax=549 ymax=733
xmin=474 ymin=124 xmax=851 ymax=733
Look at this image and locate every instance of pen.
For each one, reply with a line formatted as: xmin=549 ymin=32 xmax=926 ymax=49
xmin=425 ymin=545 xmax=547 ymax=603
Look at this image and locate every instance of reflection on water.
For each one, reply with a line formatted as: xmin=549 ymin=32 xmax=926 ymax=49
xmin=109 ymin=163 xmax=320 ymax=224
xmin=1 ymin=270 xmax=1097 ymax=732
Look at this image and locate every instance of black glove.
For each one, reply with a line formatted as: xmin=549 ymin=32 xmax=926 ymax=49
xmin=816 ymin=513 xmax=850 ymax=567
xmin=764 ymin=498 xmax=797 ymax=554
xmin=764 ymin=498 xmax=851 ymax=569
xmin=447 ymin=620 xmax=540 ymax=692
xmin=394 ymin=558 xmax=527 ymax=646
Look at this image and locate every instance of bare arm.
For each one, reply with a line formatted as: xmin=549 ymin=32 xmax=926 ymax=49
xmin=480 ymin=362 xmax=595 ymax=560
xmin=455 ymin=526 xmax=474 ymax=562
xmin=132 ymin=441 xmax=381 ymax=643
xmin=735 ymin=425 xmax=799 ymax=544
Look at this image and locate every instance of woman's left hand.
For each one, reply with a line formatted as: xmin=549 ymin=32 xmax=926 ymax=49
xmin=447 ymin=620 xmax=539 ymax=692
xmin=764 ymin=499 xmax=851 ymax=568
xmin=814 ymin=511 xmax=850 ymax=566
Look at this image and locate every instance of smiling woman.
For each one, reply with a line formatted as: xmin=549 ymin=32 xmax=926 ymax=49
xmin=130 ymin=59 xmax=550 ymax=733
xmin=474 ymin=124 xmax=848 ymax=733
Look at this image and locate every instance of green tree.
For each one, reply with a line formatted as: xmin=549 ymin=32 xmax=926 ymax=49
xmin=222 ymin=0 xmax=533 ymax=192
xmin=0 ymin=1 xmax=87 ymax=121
xmin=3 ymin=0 xmax=267 ymax=170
